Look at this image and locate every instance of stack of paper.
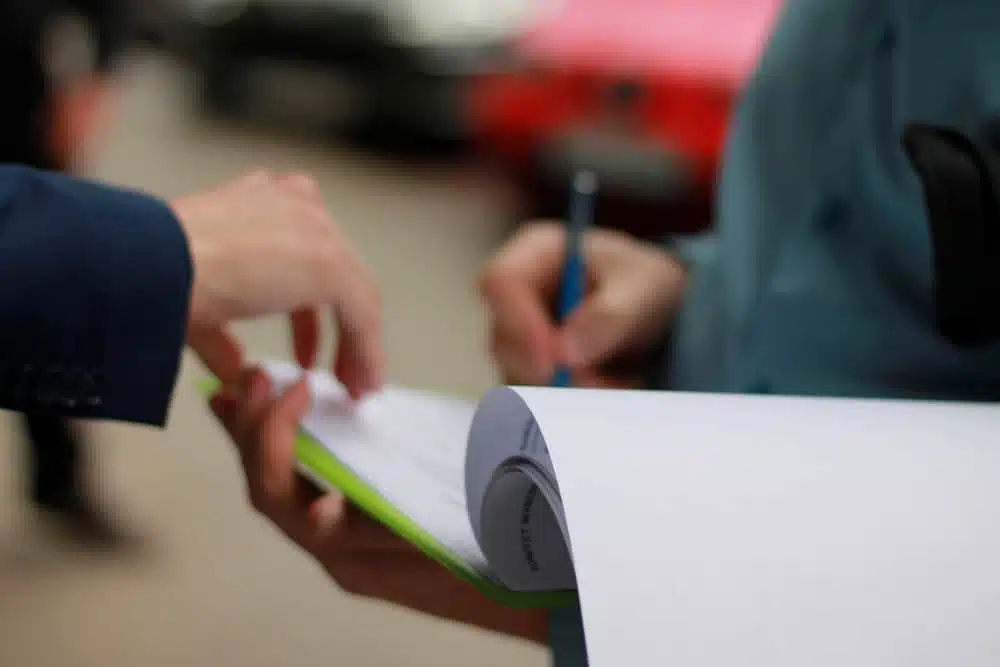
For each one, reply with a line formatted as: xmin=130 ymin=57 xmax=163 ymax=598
xmin=258 ymin=361 xmax=1000 ymax=667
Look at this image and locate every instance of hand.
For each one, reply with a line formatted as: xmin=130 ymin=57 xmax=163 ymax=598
xmin=171 ymin=172 xmax=384 ymax=399
xmin=212 ymin=367 xmax=548 ymax=643
xmin=479 ymin=222 xmax=687 ymax=388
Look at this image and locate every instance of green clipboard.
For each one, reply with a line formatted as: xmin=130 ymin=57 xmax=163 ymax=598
xmin=200 ymin=377 xmax=578 ymax=609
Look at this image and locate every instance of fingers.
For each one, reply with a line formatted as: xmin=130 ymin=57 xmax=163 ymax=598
xmin=275 ymin=172 xmax=323 ymax=201
xmin=210 ymin=369 xmax=310 ymax=509
xmin=209 ymin=367 xmax=411 ymax=568
xmin=333 ymin=330 xmax=381 ymax=401
xmin=289 ymin=191 xmax=383 ymax=398
xmin=489 ymin=326 xmax=557 ymax=385
xmin=255 ymin=376 xmax=311 ymax=504
xmin=179 ymin=168 xmax=387 ymax=395
xmin=212 ymin=368 xmax=272 ymax=447
xmin=486 ymin=223 xmax=569 ymax=285
xmin=290 ymin=307 xmax=321 ymax=370
xmin=327 ymin=250 xmax=385 ymax=400
xmin=236 ymin=169 xmax=275 ymax=190
xmin=331 ymin=299 xmax=384 ymax=399
xmin=481 ymin=222 xmax=684 ymax=383
xmin=189 ymin=325 xmax=245 ymax=387
xmin=479 ymin=223 xmax=567 ymax=384
xmin=280 ymin=175 xmax=383 ymax=394
xmin=559 ymin=280 xmax=640 ymax=369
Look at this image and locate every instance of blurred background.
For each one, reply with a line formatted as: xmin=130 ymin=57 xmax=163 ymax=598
xmin=0 ymin=0 xmax=780 ymax=664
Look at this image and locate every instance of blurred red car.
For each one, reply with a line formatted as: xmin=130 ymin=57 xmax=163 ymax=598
xmin=469 ymin=0 xmax=782 ymax=237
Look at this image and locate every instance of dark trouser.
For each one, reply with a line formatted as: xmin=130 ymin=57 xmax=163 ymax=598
xmin=22 ymin=414 xmax=82 ymax=508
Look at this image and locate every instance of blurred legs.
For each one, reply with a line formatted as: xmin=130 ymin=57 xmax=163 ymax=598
xmin=23 ymin=414 xmax=141 ymax=551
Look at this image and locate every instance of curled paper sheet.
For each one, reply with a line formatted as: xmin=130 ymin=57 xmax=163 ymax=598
xmin=264 ymin=361 xmax=1000 ymax=667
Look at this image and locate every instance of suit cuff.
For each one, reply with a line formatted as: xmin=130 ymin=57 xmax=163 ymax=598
xmin=84 ymin=180 xmax=193 ymax=425
xmin=0 ymin=168 xmax=192 ymax=426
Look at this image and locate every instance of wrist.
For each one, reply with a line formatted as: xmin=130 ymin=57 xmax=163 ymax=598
xmin=170 ymin=195 xmax=218 ymax=328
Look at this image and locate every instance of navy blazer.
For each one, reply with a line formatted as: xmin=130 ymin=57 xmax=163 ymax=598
xmin=0 ymin=165 xmax=192 ymax=426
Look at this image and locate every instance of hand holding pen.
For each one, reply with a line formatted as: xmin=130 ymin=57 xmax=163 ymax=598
xmin=480 ymin=174 xmax=688 ymax=389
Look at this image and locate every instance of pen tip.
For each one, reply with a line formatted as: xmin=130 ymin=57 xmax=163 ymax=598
xmin=574 ymin=170 xmax=598 ymax=195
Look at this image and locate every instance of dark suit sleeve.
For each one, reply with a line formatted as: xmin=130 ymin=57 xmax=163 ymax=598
xmin=0 ymin=165 xmax=193 ymax=426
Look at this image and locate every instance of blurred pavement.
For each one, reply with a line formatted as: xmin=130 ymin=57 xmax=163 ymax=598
xmin=0 ymin=51 xmax=546 ymax=667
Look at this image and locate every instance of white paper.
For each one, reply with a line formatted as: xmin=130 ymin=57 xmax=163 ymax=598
xmin=489 ymin=386 xmax=1000 ymax=667
xmin=264 ymin=361 xmax=489 ymax=571
xmin=465 ymin=386 xmax=576 ymax=592
xmin=263 ymin=362 xmax=576 ymax=592
xmin=263 ymin=362 xmax=1000 ymax=666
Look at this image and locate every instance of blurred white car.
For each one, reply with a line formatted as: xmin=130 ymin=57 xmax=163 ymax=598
xmin=185 ymin=0 xmax=539 ymax=141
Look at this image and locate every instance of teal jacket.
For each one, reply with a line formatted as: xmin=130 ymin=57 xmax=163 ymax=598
xmin=554 ymin=1 xmax=1000 ymax=664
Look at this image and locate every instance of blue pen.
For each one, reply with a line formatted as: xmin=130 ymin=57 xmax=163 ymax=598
xmin=552 ymin=170 xmax=597 ymax=388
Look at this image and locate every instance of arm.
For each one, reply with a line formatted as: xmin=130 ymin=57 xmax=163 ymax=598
xmin=0 ymin=165 xmax=192 ymax=425
xmin=318 ymin=552 xmax=550 ymax=644
xmin=0 ymin=166 xmax=387 ymax=426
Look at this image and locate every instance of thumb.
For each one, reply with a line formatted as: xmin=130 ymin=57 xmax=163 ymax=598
xmin=257 ymin=377 xmax=311 ymax=501
xmin=560 ymin=284 xmax=638 ymax=369
xmin=289 ymin=307 xmax=321 ymax=370
xmin=189 ymin=325 xmax=245 ymax=387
